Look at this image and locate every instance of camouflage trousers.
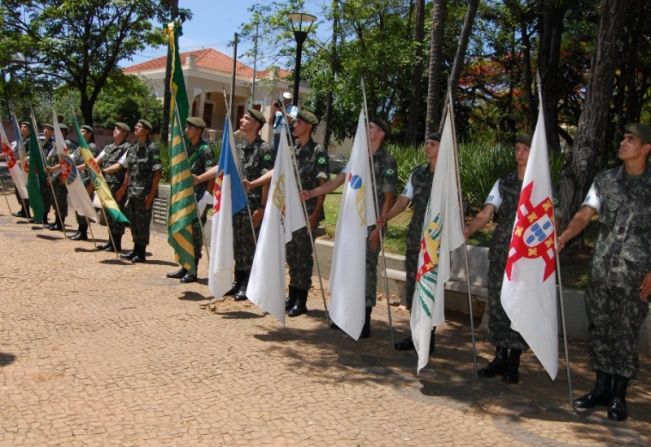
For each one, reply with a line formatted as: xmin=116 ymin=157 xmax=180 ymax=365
xmin=52 ymin=181 xmax=68 ymax=223
xmin=404 ymin=246 xmax=419 ymax=311
xmin=125 ymin=196 xmax=153 ymax=246
xmin=487 ymin=256 xmax=528 ymax=351
xmin=14 ymin=187 xmax=29 ymax=216
xmin=286 ymin=227 xmax=313 ymax=291
xmin=40 ymin=178 xmax=52 ymax=222
xmin=233 ymin=210 xmax=256 ymax=273
xmin=365 ymin=228 xmax=381 ymax=308
xmin=191 ymin=208 xmax=208 ymax=262
xmin=105 ymin=183 xmax=127 ymax=241
xmin=586 ymin=280 xmax=649 ymax=379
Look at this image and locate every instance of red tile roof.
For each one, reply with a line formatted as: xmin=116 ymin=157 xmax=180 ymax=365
xmin=123 ymin=48 xmax=292 ymax=80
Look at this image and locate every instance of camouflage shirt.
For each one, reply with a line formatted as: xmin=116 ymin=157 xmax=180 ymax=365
xmin=294 ymin=138 xmax=329 ymax=217
xmin=583 ymin=165 xmax=651 ymax=284
xmin=100 ymin=141 xmax=131 ymax=189
xmin=371 ymin=145 xmax=398 ymax=210
xmin=121 ymin=140 xmax=161 ymax=199
xmin=187 ymin=139 xmax=216 ymax=199
xmin=403 ymin=164 xmax=435 ymax=242
xmin=487 ymin=171 xmax=522 ymax=264
xmin=236 ymin=136 xmax=273 ymax=209
xmin=46 ymin=138 xmax=78 ymax=182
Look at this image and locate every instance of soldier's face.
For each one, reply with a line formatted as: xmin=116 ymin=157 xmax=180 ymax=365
xmin=113 ymin=127 xmax=127 ymax=142
xmin=185 ymin=125 xmax=201 ymax=141
xmin=425 ymin=139 xmax=439 ymax=161
xmin=43 ymin=127 xmax=53 ymax=139
xmin=239 ymin=114 xmax=259 ymax=133
xmin=81 ymin=129 xmax=91 ymax=142
xmin=134 ymin=123 xmax=149 ymax=138
xmin=20 ymin=124 xmax=30 ymax=137
xmin=515 ymin=143 xmax=530 ymax=167
xmin=619 ymin=133 xmax=650 ymax=162
xmin=368 ymin=123 xmax=385 ymax=144
xmin=292 ymin=118 xmax=311 ymax=139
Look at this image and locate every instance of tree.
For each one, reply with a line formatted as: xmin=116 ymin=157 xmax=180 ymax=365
xmin=2 ymin=0 xmax=167 ymax=125
xmin=405 ymin=0 xmax=425 ymax=143
xmin=425 ymin=0 xmax=447 ymax=135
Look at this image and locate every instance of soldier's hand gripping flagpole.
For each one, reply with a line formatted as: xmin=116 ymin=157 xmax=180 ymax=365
xmin=361 ymin=78 xmax=395 ymax=347
xmin=278 ymin=100 xmax=330 ymax=324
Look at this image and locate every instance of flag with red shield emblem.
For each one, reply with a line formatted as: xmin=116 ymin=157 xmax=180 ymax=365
xmin=500 ymin=98 xmax=558 ymax=380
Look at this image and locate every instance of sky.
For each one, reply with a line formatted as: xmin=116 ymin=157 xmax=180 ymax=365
xmin=123 ymin=0 xmax=329 ymax=69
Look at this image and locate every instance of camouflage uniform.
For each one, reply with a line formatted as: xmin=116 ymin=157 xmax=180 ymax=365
xmin=486 ymin=172 xmax=528 ymax=351
xmin=286 ymin=138 xmax=329 ymax=291
xmin=70 ymin=144 xmax=93 ymax=231
xmin=46 ymin=138 xmax=77 ymax=226
xmin=11 ymin=136 xmax=29 ymax=215
xmin=99 ymin=141 xmax=131 ymax=240
xmin=40 ymin=137 xmax=55 ymax=222
xmin=365 ymin=146 xmax=398 ymax=307
xmin=187 ymin=139 xmax=216 ymax=262
xmin=403 ymin=164 xmax=435 ymax=310
xmin=121 ymin=140 xmax=161 ymax=247
xmin=582 ymin=166 xmax=650 ymax=378
xmin=233 ymin=136 xmax=273 ymax=272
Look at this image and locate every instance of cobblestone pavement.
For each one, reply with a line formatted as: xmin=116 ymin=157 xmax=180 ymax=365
xmin=1 ymin=210 xmax=650 ymax=446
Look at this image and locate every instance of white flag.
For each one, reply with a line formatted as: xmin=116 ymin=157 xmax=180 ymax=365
xmin=0 ymin=122 xmax=28 ymax=200
xmin=208 ymin=118 xmax=248 ymax=297
xmin=500 ymin=96 xmax=558 ymax=380
xmin=329 ymin=110 xmax=376 ymax=340
xmin=410 ymin=103 xmax=465 ymax=373
xmin=247 ymin=130 xmax=306 ymax=322
xmin=52 ymin=113 xmax=97 ymax=221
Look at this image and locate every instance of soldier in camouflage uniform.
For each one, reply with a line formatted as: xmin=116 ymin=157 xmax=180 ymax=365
xmin=559 ymin=122 xmax=651 ymax=422
xmin=11 ymin=121 xmax=31 ymax=219
xmin=70 ymin=124 xmax=97 ymax=241
xmin=303 ymin=117 xmax=397 ymax=338
xmin=195 ymin=109 xmax=273 ymax=300
xmin=283 ymin=110 xmax=329 ymax=316
xmin=39 ymin=124 xmax=55 ymax=226
xmin=95 ymin=122 xmax=131 ymax=252
xmin=104 ymin=119 xmax=161 ymax=263
xmin=464 ymin=134 xmax=532 ymax=384
xmin=378 ymin=132 xmax=441 ymax=351
xmin=44 ymin=123 xmax=76 ymax=232
xmin=167 ymin=116 xmax=216 ymax=283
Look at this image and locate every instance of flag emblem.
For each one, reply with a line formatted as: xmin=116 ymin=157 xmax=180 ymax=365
xmin=505 ymin=181 xmax=556 ymax=281
xmin=60 ymin=155 xmax=77 ymax=185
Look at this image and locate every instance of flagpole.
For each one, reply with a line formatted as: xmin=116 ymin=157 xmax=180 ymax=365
xmin=0 ymin=176 xmax=13 ymax=214
xmin=445 ymin=90 xmax=479 ymax=376
xmin=277 ymin=100 xmax=330 ymax=324
xmin=31 ymin=108 xmax=67 ymax=238
xmin=222 ymin=90 xmax=258 ymax=246
xmin=360 ymin=78 xmax=395 ymax=347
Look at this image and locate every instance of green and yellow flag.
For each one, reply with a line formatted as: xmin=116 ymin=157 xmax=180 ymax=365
xmin=72 ymin=116 xmax=129 ymax=224
xmin=166 ymin=22 xmax=197 ymax=273
xmin=27 ymin=111 xmax=45 ymax=222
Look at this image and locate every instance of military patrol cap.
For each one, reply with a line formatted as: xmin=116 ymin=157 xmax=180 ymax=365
xmin=296 ymin=109 xmax=319 ymax=126
xmin=247 ymin=108 xmax=266 ymax=127
xmin=427 ymin=132 xmax=442 ymax=142
xmin=81 ymin=124 xmax=94 ymax=134
xmin=516 ymin=133 xmax=532 ymax=147
xmin=369 ymin=117 xmax=391 ymax=139
xmin=20 ymin=121 xmax=30 ymax=127
xmin=115 ymin=122 xmax=130 ymax=132
xmin=137 ymin=118 xmax=153 ymax=130
xmin=58 ymin=123 xmax=68 ymax=132
xmin=42 ymin=123 xmax=54 ymax=130
xmin=624 ymin=122 xmax=651 ymax=144
xmin=187 ymin=116 xmax=206 ymax=129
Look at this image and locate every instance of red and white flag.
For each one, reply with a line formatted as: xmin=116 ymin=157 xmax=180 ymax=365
xmin=500 ymin=97 xmax=558 ymax=380
xmin=0 ymin=120 xmax=28 ymax=200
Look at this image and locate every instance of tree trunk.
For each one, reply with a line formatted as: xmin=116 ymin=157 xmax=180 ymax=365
xmin=323 ymin=0 xmax=340 ymax=152
xmin=558 ymin=0 xmax=628 ymax=230
xmin=405 ymin=0 xmax=425 ymax=144
xmin=537 ymin=0 xmax=567 ymax=152
xmin=80 ymin=87 xmax=94 ymax=126
xmin=425 ymin=0 xmax=446 ymax=135
xmin=507 ymin=0 xmax=536 ymax=130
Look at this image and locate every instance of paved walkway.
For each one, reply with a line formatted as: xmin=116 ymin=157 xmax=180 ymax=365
xmin=1 ymin=210 xmax=650 ymax=446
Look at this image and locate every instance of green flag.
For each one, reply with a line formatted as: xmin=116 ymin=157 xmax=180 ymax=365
xmin=166 ymin=22 xmax=197 ymax=274
xmin=27 ymin=112 xmax=45 ymax=222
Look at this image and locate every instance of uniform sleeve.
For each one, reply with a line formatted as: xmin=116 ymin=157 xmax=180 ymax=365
xmin=314 ymin=146 xmax=330 ymax=180
xmin=96 ymin=149 xmax=106 ymax=161
xmin=203 ymin=145 xmax=216 ymax=170
xmin=150 ymin=143 xmax=162 ymax=171
xmin=118 ymin=149 xmax=129 ymax=168
xmin=401 ymin=171 xmax=415 ymax=201
xmin=581 ymin=181 xmax=601 ymax=213
xmin=485 ymin=179 xmax=502 ymax=211
xmin=342 ymin=161 xmax=350 ymax=175
xmin=381 ymin=155 xmax=398 ymax=195
xmin=259 ymin=143 xmax=275 ymax=174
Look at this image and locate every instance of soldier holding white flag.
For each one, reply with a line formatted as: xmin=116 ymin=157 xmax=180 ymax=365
xmin=464 ymin=134 xmax=532 ymax=383
xmin=558 ymin=122 xmax=650 ymax=422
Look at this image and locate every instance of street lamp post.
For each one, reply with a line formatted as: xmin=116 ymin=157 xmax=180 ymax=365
xmin=288 ymin=12 xmax=316 ymax=107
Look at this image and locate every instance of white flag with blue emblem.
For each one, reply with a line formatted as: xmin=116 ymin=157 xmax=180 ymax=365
xmin=329 ymin=110 xmax=376 ymax=340
xmin=53 ymin=113 xmax=97 ymax=221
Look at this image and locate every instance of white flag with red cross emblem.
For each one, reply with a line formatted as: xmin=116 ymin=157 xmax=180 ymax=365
xmin=500 ymin=98 xmax=558 ymax=380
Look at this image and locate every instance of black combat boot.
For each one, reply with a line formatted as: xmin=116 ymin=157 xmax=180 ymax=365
xmin=360 ymin=306 xmax=372 ymax=339
xmin=478 ymin=346 xmax=509 ymax=378
xmin=573 ymin=371 xmax=612 ymax=409
xmin=287 ymin=288 xmax=308 ymax=317
xmin=285 ymin=286 xmax=298 ymax=311
xmin=394 ymin=335 xmax=415 ymax=351
xmin=70 ymin=226 xmax=88 ymax=241
xmin=502 ymin=348 xmax=521 ymax=384
xmin=167 ymin=267 xmax=188 ymax=279
xmin=121 ymin=246 xmax=137 ymax=260
xmin=180 ymin=259 xmax=198 ymax=283
xmin=131 ymin=244 xmax=147 ymax=263
xmin=607 ymin=375 xmax=629 ymax=421
xmin=224 ymin=271 xmax=243 ymax=296
xmin=233 ymin=271 xmax=250 ymax=301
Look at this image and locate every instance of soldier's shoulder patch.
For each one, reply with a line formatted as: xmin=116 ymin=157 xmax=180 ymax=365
xmin=317 ymin=156 xmax=327 ymax=165
xmin=385 ymin=168 xmax=396 ymax=176
xmin=263 ymin=153 xmax=272 ymax=161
